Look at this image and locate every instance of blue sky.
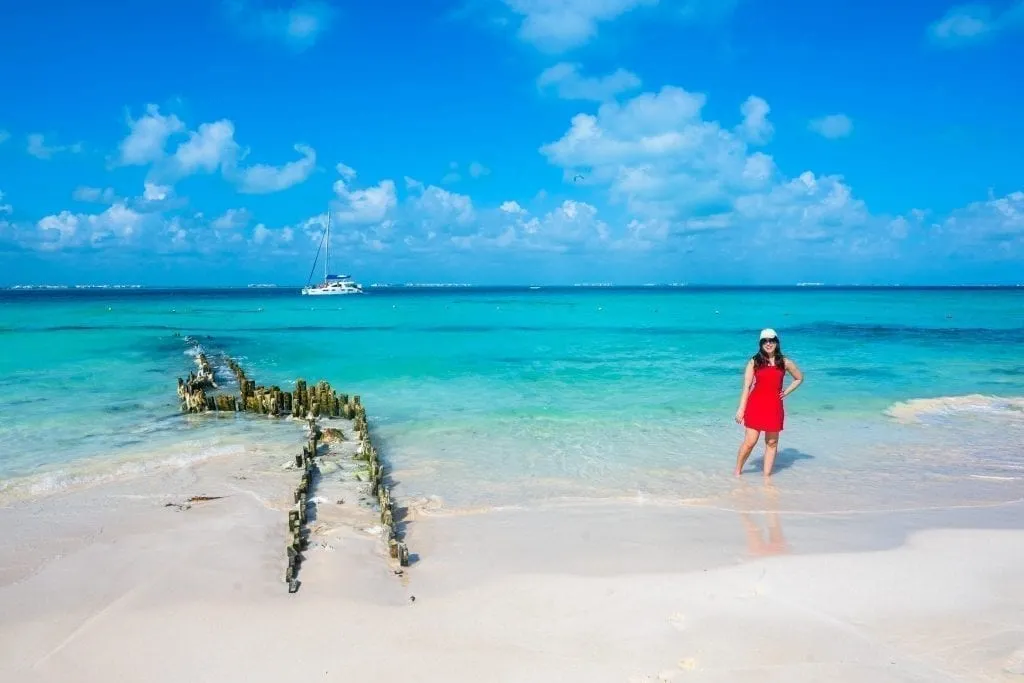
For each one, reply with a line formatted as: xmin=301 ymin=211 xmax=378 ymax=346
xmin=1 ymin=0 xmax=1022 ymax=286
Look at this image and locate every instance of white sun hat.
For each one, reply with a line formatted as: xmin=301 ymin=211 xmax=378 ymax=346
xmin=759 ymin=328 xmax=778 ymax=341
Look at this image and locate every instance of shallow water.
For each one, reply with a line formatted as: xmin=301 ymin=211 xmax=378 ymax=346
xmin=1 ymin=287 xmax=1022 ymax=510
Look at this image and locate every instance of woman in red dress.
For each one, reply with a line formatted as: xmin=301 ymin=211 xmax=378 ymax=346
xmin=734 ymin=328 xmax=804 ymax=478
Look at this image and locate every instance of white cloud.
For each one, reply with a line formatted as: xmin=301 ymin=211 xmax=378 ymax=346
xmin=927 ymin=2 xmax=1024 ymax=46
xmin=8 ymin=80 xmax=1023 ymax=275
xmin=250 ymin=223 xmax=295 ymax=247
xmin=809 ymin=114 xmax=853 ymax=139
xmin=118 ymin=105 xmax=185 ymax=166
xmin=500 ymin=200 xmax=527 ymax=214
xmin=36 ymin=203 xmax=145 ymax=251
xmin=529 ymin=82 xmax=1024 ymax=263
xmin=502 ymin=0 xmax=657 ymax=51
xmin=212 ymin=208 xmax=251 ymax=232
xmin=928 ymin=4 xmax=995 ymax=44
xmin=469 ymin=161 xmax=491 ymax=178
xmin=497 ymin=0 xmax=737 ymax=51
xmin=449 ymin=199 xmax=611 ymax=253
xmin=114 ymin=107 xmax=315 ymax=195
xmin=235 ymin=143 xmax=316 ymax=194
xmin=0 ymin=190 xmax=11 ymax=215
xmin=337 ymin=163 xmax=357 ymax=181
xmin=734 ymin=171 xmax=869 ymax=242
xmin=332 ymin=164 xmax=398 ymax=224
xmin=412 ymin=185 xmax=476 ymax=227
xmin=27 ymin=134 xmax=84 ymax=160
xmin=172 ymin=120 xmax=239 ymax=175
xmin=73 ymin=186 xmax=118 ymax=203
xmin=0 ymin=130 xmax=9 ymax=145
xmin=36 ymin=213 xmax=79 ymax=249
xmin=935 ymin=190 xmax=1024 ymax=245
xmin=537 ymin=62 xmax=642 ymax=101
xmin=142 ymin=182 xmax=172 ymax=202
xmin=227 ymin=0 xmax=335 ymax=49
xmin=539 ymin=85 xmax=869 ymax=248
xmin=528 ymin=199 xmax=610 ymax=247
xmin=735 ymin=96 xmax=773 ymax=146
xmin=540 ymin=86 xmax=767 ymax=216
xmin=292 ymin=179 xmax=620 ymax=256
xmin=252 ymin=223 xmax=272 ymax=245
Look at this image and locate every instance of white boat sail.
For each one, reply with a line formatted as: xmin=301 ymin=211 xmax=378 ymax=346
xmin=300 ymin=212 xmax=364 ymax=296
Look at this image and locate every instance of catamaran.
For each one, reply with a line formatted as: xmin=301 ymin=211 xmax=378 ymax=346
xmin=300 ymin=212 xmax=364 ymax=296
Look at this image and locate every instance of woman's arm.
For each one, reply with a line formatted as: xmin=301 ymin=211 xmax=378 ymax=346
xmin=735 ymin=359 xmax=755 ymax=423
xmin=782 ymin=358 xmax=803 ymax=398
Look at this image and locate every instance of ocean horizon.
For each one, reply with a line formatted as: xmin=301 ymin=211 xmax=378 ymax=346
xmin=5 ymin=283 xmax=1024 ymax=291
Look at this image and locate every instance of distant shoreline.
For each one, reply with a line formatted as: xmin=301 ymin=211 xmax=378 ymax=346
xmin=3 ymin=283 xmax=1023 ymax=296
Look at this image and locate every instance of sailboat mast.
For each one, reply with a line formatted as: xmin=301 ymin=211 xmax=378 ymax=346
xmin=324 ymin=212 xmax=331 ymax=282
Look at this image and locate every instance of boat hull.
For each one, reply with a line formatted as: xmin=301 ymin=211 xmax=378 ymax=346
xmin=301 ymin=288 xmax=363 ymax=296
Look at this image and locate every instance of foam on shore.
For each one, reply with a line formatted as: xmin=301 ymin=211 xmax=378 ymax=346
xmin=886 ymin=393 xmax=1024 ymax=423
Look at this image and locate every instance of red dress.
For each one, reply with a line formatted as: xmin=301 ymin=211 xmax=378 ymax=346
xmin=743 ymin=363 xmax=785 ymax=432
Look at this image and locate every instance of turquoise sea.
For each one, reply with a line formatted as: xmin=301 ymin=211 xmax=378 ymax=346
xmin=1 ymin=287 xmax=1022 ymax=512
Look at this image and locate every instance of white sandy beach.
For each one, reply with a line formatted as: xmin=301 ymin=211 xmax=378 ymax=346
xmin=1 ymin=444 xmax=1023 ymax=683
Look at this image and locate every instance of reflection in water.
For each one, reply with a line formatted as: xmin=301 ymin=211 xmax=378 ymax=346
xmin=740 ymin=511 xmax=789 ymax=557
xmin=736 ymin=482 xmax=790 ymax=557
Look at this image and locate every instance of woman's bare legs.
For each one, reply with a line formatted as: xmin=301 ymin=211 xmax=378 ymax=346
xmin=763 ymin=431 xmax=780 ymax=478
xmin=734 ymin=427 xmax=761 ymax=475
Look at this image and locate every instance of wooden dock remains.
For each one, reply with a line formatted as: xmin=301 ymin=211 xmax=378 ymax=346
xmin=175 ymin=347 xmax=410 ymax=593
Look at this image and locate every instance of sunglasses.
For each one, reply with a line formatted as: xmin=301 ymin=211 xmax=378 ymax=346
xmin=760 ymin=338 xmax=778 ymax=344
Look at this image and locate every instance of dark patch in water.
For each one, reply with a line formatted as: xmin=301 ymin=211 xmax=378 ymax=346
xmin=979 ymin=380 xmax=1024 ymax=390
xmin=231 ymin=323 xmax=726 ymax=336
xmin=28 ymin=324 xmax=180 ymax=332
xmin=687 ymin=365 xmax=743 ymax=377
xmin=0 ymin=395 xmax=47 ymax=406
xmin=104 ymin=403 xmax=146 ymax=414
xmin=36 ymin=319 xmax=1015 ymax=343
xmin=150 ymin=411 xmax=187 ymax=424
xmin=452 ymin=299 xmax=579 ymax=308
xmin=991 ymin=367 xmax=1024 ymax=377
xmin=822 ymin=366 xmax=897 ymax=379
xmin=234 ymin=324 xmax=399 ymax=333
xmin=788 ymin=322 xmax=1024 ymax=344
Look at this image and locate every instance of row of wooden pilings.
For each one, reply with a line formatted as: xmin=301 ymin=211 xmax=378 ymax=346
xmin=354 ymin=410 xmax=410 ymax=567
xmin=179 ymin=354 xmax=365 ymax=420
xmin=175 ymin=350 xmax=410 ymax=593
xmin=286 ymin=416 xmax=320 ymax=592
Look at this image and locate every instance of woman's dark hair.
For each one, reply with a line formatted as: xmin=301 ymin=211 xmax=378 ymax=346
xmin=752 ymin=337 xmax=784 ymax=369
